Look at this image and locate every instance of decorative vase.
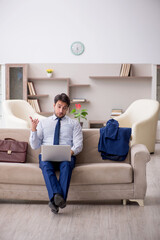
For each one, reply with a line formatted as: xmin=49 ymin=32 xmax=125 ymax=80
xmin=47 ymin=72 xmax=53 ymax=78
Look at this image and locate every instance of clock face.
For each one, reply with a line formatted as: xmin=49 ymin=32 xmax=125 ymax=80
xmin=71 ymin=41 xmax=85 ymax=55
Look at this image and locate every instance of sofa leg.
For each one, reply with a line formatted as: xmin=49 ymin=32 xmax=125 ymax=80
xmin=123 ymin=199 xmax=127 ymax=206
xmin=129 ymin=199 xmax=144 ymax=206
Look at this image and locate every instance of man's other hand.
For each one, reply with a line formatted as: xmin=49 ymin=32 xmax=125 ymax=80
xmin=71 ymin=150 xmax=74 ymax=156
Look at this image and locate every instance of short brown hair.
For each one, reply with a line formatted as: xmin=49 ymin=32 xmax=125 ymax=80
xmin=54 ymin=93 xmax=70 ymax=107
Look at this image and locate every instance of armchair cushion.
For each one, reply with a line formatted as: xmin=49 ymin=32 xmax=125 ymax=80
xmin=114 ymin=99 xmax=160 ymax=152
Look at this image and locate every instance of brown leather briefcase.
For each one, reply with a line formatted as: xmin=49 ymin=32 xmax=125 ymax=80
xmin=0 ymin=138 xmax=28 ymax=163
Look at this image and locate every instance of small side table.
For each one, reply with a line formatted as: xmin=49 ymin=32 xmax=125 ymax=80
xmin=89 ymin=120 xmax=106 ymax=128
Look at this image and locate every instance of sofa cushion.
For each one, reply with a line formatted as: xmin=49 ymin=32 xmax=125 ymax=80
xmin=76 ymin=129 xmax=131 ymax=164
xmin=71 ymin=163 xmax=133 ymax=185
xmin=0 ymin=163 xmax=44 ymax=185
xmin=0 ymin=162 xmax=132 ymax=186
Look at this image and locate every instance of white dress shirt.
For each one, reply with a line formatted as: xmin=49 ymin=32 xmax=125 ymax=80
xmin=29 ymin=114 xmax=83 ymax=156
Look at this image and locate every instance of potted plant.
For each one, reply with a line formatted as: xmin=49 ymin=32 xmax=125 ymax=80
xmin=46 ymin=69 xmax=53 ymax=78
xmin=70 ymin=103 xmax=88 ymax=126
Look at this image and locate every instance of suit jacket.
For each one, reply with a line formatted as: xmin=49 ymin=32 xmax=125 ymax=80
xmin=98 ymin=119 xmax=131 ymax=161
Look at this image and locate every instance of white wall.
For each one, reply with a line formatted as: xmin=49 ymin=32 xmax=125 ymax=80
xmin=0 ymin=0 xmax=160 ymax=64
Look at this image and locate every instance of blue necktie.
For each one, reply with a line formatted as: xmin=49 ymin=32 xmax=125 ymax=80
xmin=54 ymin=118 xmax=61 ymax=145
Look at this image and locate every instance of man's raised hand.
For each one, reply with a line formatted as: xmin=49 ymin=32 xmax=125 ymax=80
xmin=29 ymin=116 xmax=39 ymax=132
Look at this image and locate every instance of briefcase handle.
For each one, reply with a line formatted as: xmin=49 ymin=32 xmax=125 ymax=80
xmin=4 ymin=138 xmax=16 ymax=141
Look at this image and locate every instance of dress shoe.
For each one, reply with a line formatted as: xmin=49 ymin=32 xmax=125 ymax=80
xmin=54 ymin=194 xmax=66 ymax=209
xmin=48 ymin=201 xmax=59 ymax=214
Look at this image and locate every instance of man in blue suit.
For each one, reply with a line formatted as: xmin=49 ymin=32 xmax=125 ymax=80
xmin=29 ymin=93 xmax=83 ymax=214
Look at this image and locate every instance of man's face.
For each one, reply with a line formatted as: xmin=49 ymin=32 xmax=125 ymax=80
xmin=54 ymin=100 xmax=68 ymax=118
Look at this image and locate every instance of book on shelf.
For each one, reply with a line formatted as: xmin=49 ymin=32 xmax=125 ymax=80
xmin=27 ymin=82 xmax=32 ymax=95
xmin=72 ymin=98 xmax=86 ymax=102
xmin=126 ymin=64 xmax=131 ymax=76
xmin=120 ymin=64 xmax=131 ymax=77
xmin=111 ymin=109 xmax=123 ymax=117
xmin=28 ymin=99 xmax=41 ymax=112
xmin=27 ymin=81 xmax=36 ymax=95
xmin=120 ymin=64 xmax=125 ymax=76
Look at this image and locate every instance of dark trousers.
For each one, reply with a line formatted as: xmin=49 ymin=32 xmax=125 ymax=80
xmin=39 ymin=154 xmax=76 ymax=201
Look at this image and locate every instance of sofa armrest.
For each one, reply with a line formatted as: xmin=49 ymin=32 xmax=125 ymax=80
xmin=130 ymin=144 xmax=150 ymax=199
xmin=4 ymin=115 xmax=30 ymax=128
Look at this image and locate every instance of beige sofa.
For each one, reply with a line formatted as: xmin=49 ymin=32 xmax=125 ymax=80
xmin=0 ymin=128 xmax=150 ymax=206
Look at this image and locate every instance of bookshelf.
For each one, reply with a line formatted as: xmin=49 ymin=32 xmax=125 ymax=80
xmin=89 ymin=76 xmax=152 ymax=80
xmin=27 ymin=77 xmax=70 ymax=115
xmin=89 ymin=63 xmax=152 ymax=80
xmin=69 ymin=84 xmax=90 ymax=87
xmin=110 ymin=109 xmax=123 ymax=117
xmin=28 ymin=94 xmax=49 ymax=99
xmin=71 ymin=100 xmax=90 ymax=104
xmin=28 ymin=78 xmax=70 ymax=95
xmin=27 ymin=79 xmax=90 ymax=113
xmin=69 ymin=83 xmax=90 ymax=104
xmin=27 ymin=65 xmax=152 ymax=118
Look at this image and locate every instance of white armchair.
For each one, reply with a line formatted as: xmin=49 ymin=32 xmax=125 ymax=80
xmin=2 ymin=100 xmax=46 ymax=129
xmin=114 ymin=99 xmax=160 ymax=153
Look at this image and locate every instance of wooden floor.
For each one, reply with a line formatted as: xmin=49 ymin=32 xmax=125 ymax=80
xmin=0 ymin=144 xmax=160 ymax=240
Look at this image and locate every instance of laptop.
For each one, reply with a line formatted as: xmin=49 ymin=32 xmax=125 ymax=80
xmin=41 ymin=145 xmax=71 ymax=162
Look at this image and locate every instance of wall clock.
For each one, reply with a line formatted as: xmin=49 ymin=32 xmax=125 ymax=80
xmin=71 ymin=41 xmax=85 ymax=55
